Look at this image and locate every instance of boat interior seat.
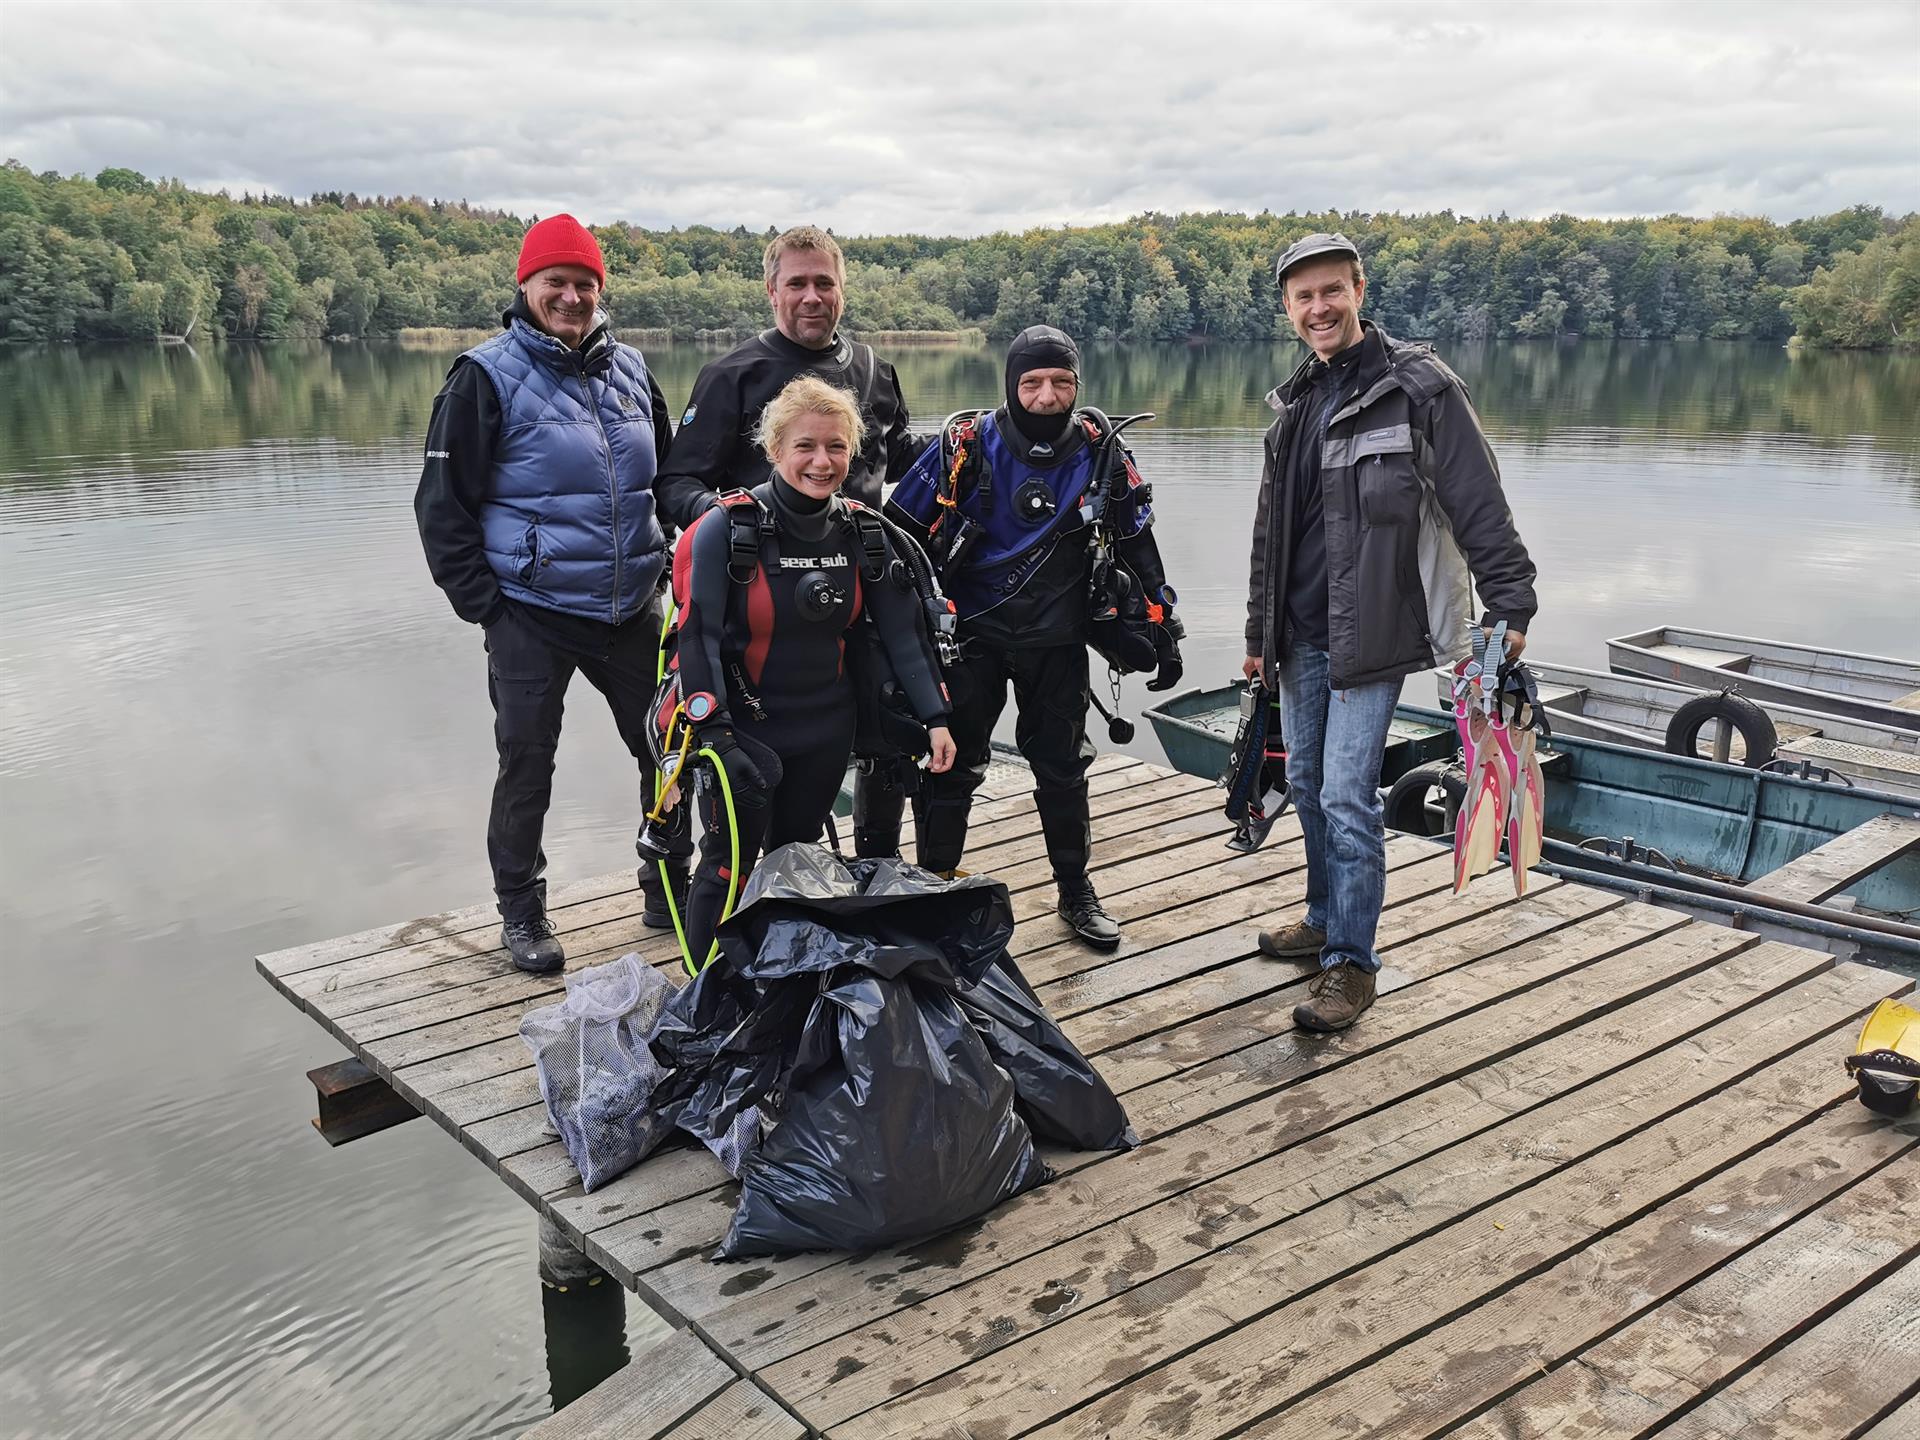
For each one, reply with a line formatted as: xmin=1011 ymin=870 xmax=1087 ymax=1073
xmin=1749 ymin=812 xmax=1920 ymax=905
xmin=1532 ymin=682 xmax=1588 ymax=710
xmin=1649 ymin=642 xmax=1752 ymax=672
xmin=1771 ymin=721 xmax=1825 ymax=743
xmin=1778 ymin=735 xmax=1920 ymax=781
xmin=1890 ymin=688 xmax=1920 ymax=712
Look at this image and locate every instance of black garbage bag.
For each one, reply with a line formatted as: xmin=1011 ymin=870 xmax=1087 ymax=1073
xmin=957 ymin=956 xmax=1138 ymax=1152
xmin=648 ymin=845 xmax=1051 ymax=1258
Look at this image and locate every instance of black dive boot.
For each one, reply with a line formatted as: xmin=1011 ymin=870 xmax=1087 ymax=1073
xmin=912 ymin=793 xmax=974 ymax=877
xmin=501 ymin=912 xmax=565 ymax=974
xmin=1056 ymin=874 xmax=1121 ymax=950
xmin=640 ymin=861 xmax=689 ymax=930
xmin=852 ymin=759 xmax=908 ymax=860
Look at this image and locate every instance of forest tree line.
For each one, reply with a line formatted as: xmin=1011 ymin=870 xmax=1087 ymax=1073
xmin=1 ymin=160 xmax=1915 ymax=349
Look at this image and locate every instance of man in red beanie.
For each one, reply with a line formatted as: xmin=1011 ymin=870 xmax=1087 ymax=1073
xmin=415 ymin=213 xmax=691 ymax=974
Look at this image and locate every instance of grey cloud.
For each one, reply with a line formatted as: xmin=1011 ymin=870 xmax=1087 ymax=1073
xmin=3 ymin=0 xmax=1915 ymax=232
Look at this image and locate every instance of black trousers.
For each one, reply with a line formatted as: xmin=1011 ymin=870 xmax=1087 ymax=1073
xmin=685 ymin=729 xmax=847 ymax=965
xmin=484 ymin=600 xmax=689 ymax=922
xmin=914 ymin=642 xmax=1095 ymax=882
xmin=850 ymin=759 xmax=909 ymax=858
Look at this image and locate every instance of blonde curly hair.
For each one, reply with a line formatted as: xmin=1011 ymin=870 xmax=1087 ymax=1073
xmin=756 ymin=374 xmax=867 ymax=462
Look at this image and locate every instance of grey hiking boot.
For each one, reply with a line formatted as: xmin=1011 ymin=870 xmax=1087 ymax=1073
xmin=1293 ymin=962 xmax=1377 ymax=1032
xmin=1057 ymin=876 xmax=1122 ymax=950
xmin=501 ymin=914 xmax=565 ymax=974
xmin=1257 ymin=919 xmax=1326 ymax=961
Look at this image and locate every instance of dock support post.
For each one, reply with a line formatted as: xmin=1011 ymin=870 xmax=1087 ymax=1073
xmin=538 ymin=1216 xmax=628 ymax=1412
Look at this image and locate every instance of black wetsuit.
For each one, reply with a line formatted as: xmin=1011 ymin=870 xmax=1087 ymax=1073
xmin=654 ymin=329 xmax=919 ymax=523
xmin=654 ymin=327 xmax=924 ymax=859
xmin=673 ymin=474 xmax=949 ymax=963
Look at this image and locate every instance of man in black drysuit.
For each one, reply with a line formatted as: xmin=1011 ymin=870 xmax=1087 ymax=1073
xmin=887 ymin=327 xmax=1183 ymax=948
xmin=653 ymin=225 xmax=925 ymax=860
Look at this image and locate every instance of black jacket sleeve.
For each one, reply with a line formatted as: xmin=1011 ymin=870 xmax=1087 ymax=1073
xmin=1419 ymin=382 xmax=1538 ymax=633
xmin=649 ymin=372 xmax=674 ymax=473
xmin=675 ymin=510 xmax=735 ymax=729
xmin=415 ymin=360 xmax=507 ymax=627
xmin=1244 ymin=420 xmax=1285 ymax=656
xmin=653 ymin=362 xmax=741 ymax=531
xmin=878 ymin=365 xmax=922 ymax=486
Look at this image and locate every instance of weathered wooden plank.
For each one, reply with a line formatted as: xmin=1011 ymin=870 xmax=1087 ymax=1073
xmin=396 ymin=798 xmax=1233 ymax=1114
xmin=540 ymin=846 xmax=1540 ymax=1263
xmin=1648 ymin=1256 xmax=1920 ymax=1440
xmin=1749 ymin=813 xmax=1920 ymax=905
xmin=264 ymin=753 xmax=1139 ymax=975
xmin=655 ymin=1379 xmax=806 ymax=1440
xmin=358 ymin=807 xmax=1304 ymax=1080
xmin=1013 ymin=834 xmax=1458 ymax=994
xmin=315 ymin=775 xmax=1222 ymax=1044
xmin=1009 ymin=1036 xmax=1905 ymax=1440
xmin=517 ymin=1327 xmax=733 ymax=1440
xmin=1856 ymin=1392 xmax=1920 ymax=1439
xmin=827 ymin=955 xmax=1897 ymax=1440
xmin=638 ymin=918 xmax=1756 ymax=1348
xmin=1056 ymin=875 xmax=1592 ymax=1061
xmin=1250 ymin=1128 xmax=1920 ymax=1438
xmin=1086 ymin=868 xmax=1562 ymax=1092
xmin=751 ymin=934 xmax=1847 ymax=1421
xmin=601 ymin=884 xmax=1626 ymax=1295
xmin=257 ymin=869 xmax=639 ymax=980
xmin=286 ymin=894 xmax=673 ymax=1030
xmin=276 ymin=755 xmax=1163 ymax=1005
xmin=1449 ymin=1165 xmax=1920 ymax=1440
xmin=1113 ymin=898 xmax=1741 ymax=1143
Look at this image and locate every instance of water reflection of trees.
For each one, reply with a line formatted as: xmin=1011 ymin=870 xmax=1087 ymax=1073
xmin=2 ymin=340 xmax=1913 ymax=485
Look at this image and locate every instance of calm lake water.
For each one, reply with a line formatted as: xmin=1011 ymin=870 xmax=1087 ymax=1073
xmin=2 ymin=337 xmax=1916 ymax=1439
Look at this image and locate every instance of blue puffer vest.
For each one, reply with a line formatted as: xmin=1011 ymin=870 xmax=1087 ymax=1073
xmin=462 ymin=317 xmax=666 ymax=624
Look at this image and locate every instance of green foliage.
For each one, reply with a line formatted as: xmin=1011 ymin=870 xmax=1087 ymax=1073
xmin=0 ymin=161 xmax=1911 ymax=348
xmin=1787 ymin=217 xmax=1920 ymax=349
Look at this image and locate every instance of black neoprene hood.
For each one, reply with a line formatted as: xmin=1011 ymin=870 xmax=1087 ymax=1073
xmin=1004 ymin=325 xmax=1082 ymax=450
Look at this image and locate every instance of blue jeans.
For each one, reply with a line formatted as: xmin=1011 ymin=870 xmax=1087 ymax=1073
xmin=1274 ymin=643 xmax=1399 ymax=973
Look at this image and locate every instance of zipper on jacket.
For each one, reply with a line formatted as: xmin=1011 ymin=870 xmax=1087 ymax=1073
xmin=578 ymin=350 xmax=623 ymax=624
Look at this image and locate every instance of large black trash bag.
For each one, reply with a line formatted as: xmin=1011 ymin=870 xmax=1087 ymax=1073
xmin=855 ymin=855 xmax=1136 ymax=1151
xmin=647 ymin=845 xmax=1051 ymax=1258
xmin=957 ymin=955 xmax=1138 ymax=1152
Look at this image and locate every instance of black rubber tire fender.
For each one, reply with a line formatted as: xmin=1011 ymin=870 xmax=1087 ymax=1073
xmin=1664 ymin=691 xmax=1778 ymax=768
xmin=1383 ymin=761 xmax=1467 ymax=838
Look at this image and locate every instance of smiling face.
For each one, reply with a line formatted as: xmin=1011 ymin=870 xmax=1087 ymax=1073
xmin=766 ymin=247 xmax=844 ymax=350
xmin=520 ymin=263 xmax=602 ymax=348
xmin=1282 ymin=255 xmax=1366 ymax=360
xmin=773 ymin=409 xmax=855 ymax=501
xmin=1016 ymin=367 xmax=1079 ymax=415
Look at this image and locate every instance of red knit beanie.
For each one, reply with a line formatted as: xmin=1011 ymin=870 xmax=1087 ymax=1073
xmin=517 ymin=214 xmax=606 ymax=285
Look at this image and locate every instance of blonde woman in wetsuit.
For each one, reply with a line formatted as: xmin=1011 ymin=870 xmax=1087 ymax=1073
xmin=670 ymin=375 xmax=956 ymax=965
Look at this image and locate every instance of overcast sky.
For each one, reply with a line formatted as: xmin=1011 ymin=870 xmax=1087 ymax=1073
xmin=4 ymin=0 xmax=1916 ymax=234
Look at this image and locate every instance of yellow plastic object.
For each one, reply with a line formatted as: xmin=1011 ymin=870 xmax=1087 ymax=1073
xmin=1845 ymin=997 xmax=1920 ymax=1116
xmin=1858 ymin=997 xmax=1920 ymax=1059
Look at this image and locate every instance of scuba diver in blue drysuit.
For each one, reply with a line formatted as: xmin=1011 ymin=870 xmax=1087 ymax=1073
xmin=655 ymin=377 xmax=954 ymax=970
xmin=886 ymin=326 xmax=1183 ymax=948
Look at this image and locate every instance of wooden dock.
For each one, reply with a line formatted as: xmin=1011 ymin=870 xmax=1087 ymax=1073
xmin=256 ymin=756 xmax=1920 ymax=1439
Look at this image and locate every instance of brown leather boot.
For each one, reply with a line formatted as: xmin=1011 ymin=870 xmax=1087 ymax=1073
xmin=1257 ymin=919 xmax=1326 ymax=961
xmin=1293 ymin=962 xmax=1377 ymax=1032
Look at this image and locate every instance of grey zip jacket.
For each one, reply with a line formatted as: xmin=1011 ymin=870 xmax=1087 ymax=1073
xmin=1245 ymin=323 xmax=1537 ymax=689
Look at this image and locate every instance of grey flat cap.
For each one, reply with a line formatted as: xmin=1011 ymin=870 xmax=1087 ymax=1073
xmin=1274 ymin=232 xmax=1361 ymax=283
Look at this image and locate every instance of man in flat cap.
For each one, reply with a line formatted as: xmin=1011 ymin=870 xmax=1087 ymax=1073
xmin=1244 ymin=233 xmax=1537 ymax=1030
